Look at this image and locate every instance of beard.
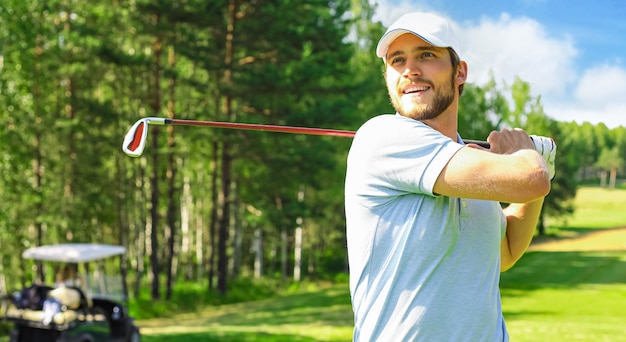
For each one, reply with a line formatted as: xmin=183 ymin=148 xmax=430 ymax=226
xmin=389 ymin=71 xmax=456 ymax=121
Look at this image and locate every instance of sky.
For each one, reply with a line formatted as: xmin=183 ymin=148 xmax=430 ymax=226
xmin=371 ymin=0 xmax=626 ymax=128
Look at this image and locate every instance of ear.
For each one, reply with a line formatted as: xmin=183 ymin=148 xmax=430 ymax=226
xmin=455 ymin=61 xmax=468 ymax=84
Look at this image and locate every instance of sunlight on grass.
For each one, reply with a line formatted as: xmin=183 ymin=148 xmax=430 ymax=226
xmin=133 ymin=186 xmax=626 ymax=342
xmin=501 ymin=251 xmax=626 ymax=342
xmin=504 ymin=285 xmax=626 ymax=342
xmin=139 ymin=284 xmax=355 ymax=342
xmin=556 ymin=187 xmax=626 ymax=229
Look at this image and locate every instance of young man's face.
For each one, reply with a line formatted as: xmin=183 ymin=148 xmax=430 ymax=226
xmin=384 ymin=33 xmax=464 ymax=121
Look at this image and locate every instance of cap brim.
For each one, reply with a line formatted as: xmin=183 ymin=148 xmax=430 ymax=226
xmin=376 ymin=29 xmax=450 ymax=59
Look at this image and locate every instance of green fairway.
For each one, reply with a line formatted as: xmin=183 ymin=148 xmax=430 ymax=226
xmin=138 ymin=284 xmax=354 ymax=342
xmin=4 ymin=186 xmax=624 ymax=341
xmin=137 ymin=248 xmax=626 ymax=342
xmin=501 ymin=251 xmax=626 ymax=341
xmin=136 ymin=254 xmax=626 ymax=342
xmin=556 ymin=186 xmax=626 ymax=230
xmin=136 ymin=186 xmax=626 ymax=342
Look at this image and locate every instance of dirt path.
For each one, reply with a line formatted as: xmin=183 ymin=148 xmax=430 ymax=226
xmin=528 ymin=227 xmax=626 ymax=252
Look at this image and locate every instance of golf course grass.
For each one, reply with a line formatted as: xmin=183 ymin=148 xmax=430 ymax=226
xmin=136 ymin=186 xmax=626 ymax=342
xmin=501 ymin=251 xmax=626 ymax=341
xmin=554 ymin=186 xmax=626 ymax=230
xmin=1 ymin=186 xmax=624 ymax=341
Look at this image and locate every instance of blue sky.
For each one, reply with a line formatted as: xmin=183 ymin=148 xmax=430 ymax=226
xmin=372 ymin=0 xmax=626 ymax=128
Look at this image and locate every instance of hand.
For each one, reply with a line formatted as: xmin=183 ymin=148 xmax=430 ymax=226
xmin=529 ymin=135 xmax=556 ymax=180
xmin=486 ymin=128 xmax=535 ymax=154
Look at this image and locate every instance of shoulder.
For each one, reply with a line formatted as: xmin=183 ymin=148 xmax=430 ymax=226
xmin=352 ymin=115 xmax=460 ymax=156
xmin=355 ymin=114 xmax=446 ymax=144
xmin=358 ymin=114 xmax=424 ymax=132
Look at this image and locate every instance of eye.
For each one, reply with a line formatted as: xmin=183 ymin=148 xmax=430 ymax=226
xmin=420 ymin=51 xmax=436 ymax=59
xmin=390 ymin=56 xmax=405 ymax=65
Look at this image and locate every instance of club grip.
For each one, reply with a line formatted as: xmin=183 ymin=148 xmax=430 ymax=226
xmin=463 ymin=139 xmax=490 ymax=148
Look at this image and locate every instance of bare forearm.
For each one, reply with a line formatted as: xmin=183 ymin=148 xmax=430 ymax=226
xmin=501 ymin=198 xmax=544 ymax=271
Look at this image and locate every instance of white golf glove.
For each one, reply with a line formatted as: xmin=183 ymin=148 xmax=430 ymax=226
xmin=530 ymin=135 xmax=556 ymax=180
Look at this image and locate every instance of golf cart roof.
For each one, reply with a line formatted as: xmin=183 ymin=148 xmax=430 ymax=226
xmin=22 ymin=243 xmax=126 ymax=263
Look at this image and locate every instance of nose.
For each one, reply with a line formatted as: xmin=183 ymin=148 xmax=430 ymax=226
xmin=402 ymin=58 xmax=422 ymax=78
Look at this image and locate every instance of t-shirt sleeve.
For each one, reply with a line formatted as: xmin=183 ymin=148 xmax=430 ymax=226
xmin=348 ymin=115 xmax=463 ymax=197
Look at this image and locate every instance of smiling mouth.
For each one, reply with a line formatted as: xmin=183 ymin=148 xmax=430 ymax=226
xmin=402 ymin=85 xmax=430 ymax=94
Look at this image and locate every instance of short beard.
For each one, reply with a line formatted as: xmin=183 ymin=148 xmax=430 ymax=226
xmin=389 ymin=72 xmax=456 ymax=121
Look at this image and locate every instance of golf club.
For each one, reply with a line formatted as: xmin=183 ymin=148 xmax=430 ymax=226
xmin=122 ymin=117 xmax=491 ymax=157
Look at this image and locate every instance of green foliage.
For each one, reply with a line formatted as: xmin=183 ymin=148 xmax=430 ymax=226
xmin=0 ymin=0 xmax=624 ymax=302
xmin=596 ymin=146 xmax=624 ymax=171
xmin=130 ymin=277 xmax=281 ymax=319
xmin=458 ymin=76 xmax=506 ymax=140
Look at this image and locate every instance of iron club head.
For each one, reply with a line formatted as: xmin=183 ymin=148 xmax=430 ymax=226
xmin=122 ymin=117 xmax=167 ymax=157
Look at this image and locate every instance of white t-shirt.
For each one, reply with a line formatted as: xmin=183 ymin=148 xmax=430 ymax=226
xmin=345 ymin=114 xmax=508 ymax=341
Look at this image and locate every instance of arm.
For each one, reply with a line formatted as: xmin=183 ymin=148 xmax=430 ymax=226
xmin=433 ymin=129 xmax=551 ymax=203
xmin=500 ymin=199 xmax=544 ymax=271
xmin=433 ymin=128 xmax=552 ymax=271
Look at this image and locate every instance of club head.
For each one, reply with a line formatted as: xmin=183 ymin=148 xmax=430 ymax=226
xmin=122 ymin=119 xmax=149 ymax=157
xmin=122 ymin=117 xmax=168 ymax=157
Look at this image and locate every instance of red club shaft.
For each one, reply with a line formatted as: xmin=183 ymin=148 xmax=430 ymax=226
xmin=167 ymin=119 xmax=356 ymax=138
xmin=166 ymin=119 xmax=490 ymax=147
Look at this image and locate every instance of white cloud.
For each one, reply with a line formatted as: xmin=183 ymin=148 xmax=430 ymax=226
xmin=546 ymin=65 xmax=626 ymax=128
xmin=574 ymin=64 xmax=626 ymax=105
xmin=372 ymin=1 xmax=427 ymax=25
xmin=544 ymin=101 xmax=626 ymax=129
xmin=459 ymin=13 xmax=579 ymax=97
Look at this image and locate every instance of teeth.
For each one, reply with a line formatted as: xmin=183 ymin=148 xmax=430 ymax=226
xmin=403 ymin=86 xmax=429 ymax=94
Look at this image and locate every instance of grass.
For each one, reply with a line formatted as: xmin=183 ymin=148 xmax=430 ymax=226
xmin=138 ymin=186 xmax=626 ymax=341
xmin=138 ymin=283 xmax=354 ymax=342
xmin=501 ymin=252 xmax=626 ymax=341
xmin=500 ymin=185 xmax=626 ymax=341
xmin=3 ymin=186 xmax=626 ymax=341
xmin=554 ymin=186 xmax=626 ymax=230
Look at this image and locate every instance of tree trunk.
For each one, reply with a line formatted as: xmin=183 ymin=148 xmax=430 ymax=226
xmin=208 ymin=141 xmax=218 ymax=291
xmin=217 ymin=142 xmax=231 ymax=295
xmin=254 ymin=227 xmax=263 ymax=278
xmin=294 ymin=186 xmax=305 ymax=281
xmin=149 ymin=17 xmax=163 ymax=300
xmin=231 ymin=184 xmax=242 ymax=278
xmin=281 ymin=229 xmax=288 ymax=281
xmin=216 ymin=0 xmax=236 ymax=295
xmin=610 ymin=167 xmax=617 ymax=189
xmin=165 ymin=45 xmax=178 ymax=300
xmin=294 ymin=226 xmax=302 ymax=282
xmin=33 ymin=33 xmax=45 ymax=282
xmin=600 ymin=170 xmax=607 ymax=188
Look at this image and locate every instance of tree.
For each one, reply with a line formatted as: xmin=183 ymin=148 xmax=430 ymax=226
xmin=596 ymin=147 xmax=623 ymax=188
xmin=2 ymin=0 xmax=615 ymax=298
xmin=458 ymin=74 xmax=507 ymax=140
xmin=499 ymin=78 xmax=579 ymax=235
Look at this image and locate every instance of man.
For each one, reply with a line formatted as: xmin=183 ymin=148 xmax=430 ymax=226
xmin=344 ymin=12 xmax=556 ymax=341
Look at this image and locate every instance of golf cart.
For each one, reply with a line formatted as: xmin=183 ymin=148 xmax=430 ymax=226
xmin=1 ymin=243 xmax=140 ymax=342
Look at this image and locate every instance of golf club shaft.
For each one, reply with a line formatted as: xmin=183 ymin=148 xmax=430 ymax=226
xmin=166 ymin=119 xmax=491 ymax=147
xmin=167 ymin=119 xmax=357 ymax=138
xmin=122 ymin=117 xmax=491 ymax=157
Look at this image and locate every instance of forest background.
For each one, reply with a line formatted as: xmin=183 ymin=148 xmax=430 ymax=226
xmin=1 ymin=0 xmax=625 ymax=302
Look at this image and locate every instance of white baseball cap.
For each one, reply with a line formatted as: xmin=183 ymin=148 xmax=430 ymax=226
xmin=376 ymin=12 xmax=460 ymax=59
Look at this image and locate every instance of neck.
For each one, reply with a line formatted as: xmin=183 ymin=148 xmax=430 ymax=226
xmin=421 ymin=103 xmax=459 ymax=142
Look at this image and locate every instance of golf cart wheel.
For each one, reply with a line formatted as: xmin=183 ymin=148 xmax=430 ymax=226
xmin=129 ymin=326 xmax=141 ymax=342
xmin=9 ymin=329 xmax=18 ymax=342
